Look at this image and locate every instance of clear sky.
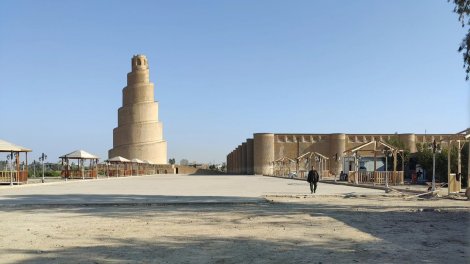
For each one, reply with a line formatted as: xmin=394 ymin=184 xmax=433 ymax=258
xmin=0 ymin=0 xmax=468 ymax=164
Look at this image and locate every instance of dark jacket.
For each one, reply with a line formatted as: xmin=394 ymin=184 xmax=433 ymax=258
xmin=307 ymin=170 xmax=319 ymax=183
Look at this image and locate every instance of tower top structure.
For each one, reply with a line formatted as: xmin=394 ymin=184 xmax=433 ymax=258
xmin=131 ymin=54 xmax=149 ymax=71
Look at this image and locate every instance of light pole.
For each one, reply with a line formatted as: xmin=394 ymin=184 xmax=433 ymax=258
xmin=429 ymin=140 xmax=441 ymax=192
xmin=33 ymin=160 xmax=36 ymax=177
xmin=39 ymin=153 xmax=47 ymax=183
xmin=7 ymin=153 xmax=13 ymax=186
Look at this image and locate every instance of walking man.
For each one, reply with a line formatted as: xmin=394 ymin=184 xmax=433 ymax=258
xmin=307 ymin=166 xmax=319 ymax=194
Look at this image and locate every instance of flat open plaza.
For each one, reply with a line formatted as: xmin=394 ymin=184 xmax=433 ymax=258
xmin=0 ymin=175 xmax=468 ymax=263
xmin=0 ymin=175 xmax=382 ymax=205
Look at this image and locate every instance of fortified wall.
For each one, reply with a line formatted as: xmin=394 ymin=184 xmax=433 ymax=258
xmin=227 ymin=132 xmax=455 ymax=175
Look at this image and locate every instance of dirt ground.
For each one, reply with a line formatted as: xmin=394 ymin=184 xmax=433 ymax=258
xmin=0 ymin=195 xmax=468 ymax=264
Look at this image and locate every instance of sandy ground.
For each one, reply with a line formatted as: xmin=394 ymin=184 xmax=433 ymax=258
xmin=0 ymin=175 xmax=469 ymax=263
xmin=0 ymin=196 xmax=468 ymax=264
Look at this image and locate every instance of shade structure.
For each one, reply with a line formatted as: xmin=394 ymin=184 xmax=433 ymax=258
xmin=107 ymin=156 xmax=130 ymax=163
xmin=0 ymin=139 xmax=31 ymax=184
xmin=60 ymin=150 xmax=99 ymax=180
xmin=294 ymin=151 xmax=330 ymax=179
xmin=343 ymin=140 xmax=404 ymax=185
xmin=60 ymin=150 xmax=99 ymax=159
xmin=0 ymin=139 xmax=32 ymax=152
xmin=131 ymin=158 xmax=144 ymax=163
xmin=106 ymin=156 xmax=131 ymax=177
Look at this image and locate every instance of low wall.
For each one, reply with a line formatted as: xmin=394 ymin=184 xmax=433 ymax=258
xmin=348 ymin=171 xmax=404 ymax=185
xmin=176 ymin=165 xmax=225 ymax=175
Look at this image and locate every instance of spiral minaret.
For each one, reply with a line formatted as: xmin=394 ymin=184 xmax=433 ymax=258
xmin=108 ymin=54 xmax=167 ymax=164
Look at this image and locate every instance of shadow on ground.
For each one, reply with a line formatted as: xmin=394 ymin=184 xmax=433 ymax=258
xmin=0 ymin=194 xmax=468 ymax=263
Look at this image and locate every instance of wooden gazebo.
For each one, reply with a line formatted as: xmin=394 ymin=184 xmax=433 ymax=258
xmin=272 ymin=156 xmax=296 ymax=177
xmin=295 ymin=151 xmax=330 ymax=179
xmin=106 ymin=156 xmax=131 ymax=177
xmin=142 ymin=160 xmax=154 ymax=175
xmin=343 ymin=140 xmax=404 ymax=186
xmin=0 ymin=139 xmax=31 ymax=185
xmin=131 ymin=158 xmax=144 ymax=176
xmin=60 ymin=150 xmax=99 ymax=180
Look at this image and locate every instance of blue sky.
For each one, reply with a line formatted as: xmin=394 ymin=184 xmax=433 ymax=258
xmin=0 ymin=0 xmax=468 ymax=164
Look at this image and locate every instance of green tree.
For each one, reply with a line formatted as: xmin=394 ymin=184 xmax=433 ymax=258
xmin=415 ymin=143 xmax=433 ymax=178
xmin=414 ymin=143 xmax=462 ymax=183
xmin=450 ymin=0 xmax=470 ymax=80
xmin=461 ymin=142 xmax=469 ymax=186
xmin=385 ymin=135 xmax=409 ymax=172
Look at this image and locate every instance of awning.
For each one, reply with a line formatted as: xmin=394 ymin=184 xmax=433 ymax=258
xmin=0 ymin=139 xmax=32 ymax=152
xmin=107 ymin=156 xmax=130 ymax=162
xmin=60 ymin=150 xmax=99 ymax=159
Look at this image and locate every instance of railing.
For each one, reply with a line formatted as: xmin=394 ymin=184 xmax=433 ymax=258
xmin=61 ymin=170 xmax=97 ymax=179
xmin=0 ymin=170 xmax=28 ymax=184
xmin=98 ymin=164 xmax=177 ymax=177
xmin=271 ymin=169 xmax=331 ymax=180
xmin=320 ymin=170 xmax=332 ymax=180
xmin=374 ymin=171 xmax=404 ymax=185
xmin=348 ymin=171 xmax=404 ymax=185
xmin=273 ymin=168 xmax=292 ymax=177
xmin=106 ymin=169 xmax=133 ymax=177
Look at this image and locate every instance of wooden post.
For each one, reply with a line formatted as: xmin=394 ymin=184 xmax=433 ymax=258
xmin=467 ymin=140 xmax=470 ymax=188
xmin=391 ymin=150 xmax=396 ymax=186
xmin=373 ymin=141 xmax=377 ymax=172
xmin=458 ymin=141 xmax=461 ymax=188
xmin=321 ymin=158 xmax=324 ymax=179
xmin=393 ymin=150 xmax=397 ymax=172
xmin=10 ymin=151 xmax=13 ymax=185
xmin=25 ymin=152 xmax=28 ymax=181
xmin=16 ymin=152 xmax=20 ymax=183
xmin=296 ymin=160 xmax=299 ymax=175
xmin=355 ymin=152 xmax=359 ymax=184
xmin=401 ymin=151 xmax=405 ymax=172
xmin=297 ymin=139 xmax=300 ymax=158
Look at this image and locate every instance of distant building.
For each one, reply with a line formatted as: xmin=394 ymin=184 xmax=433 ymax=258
xmin=227 ymin=132 xmax=457 ymax=175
